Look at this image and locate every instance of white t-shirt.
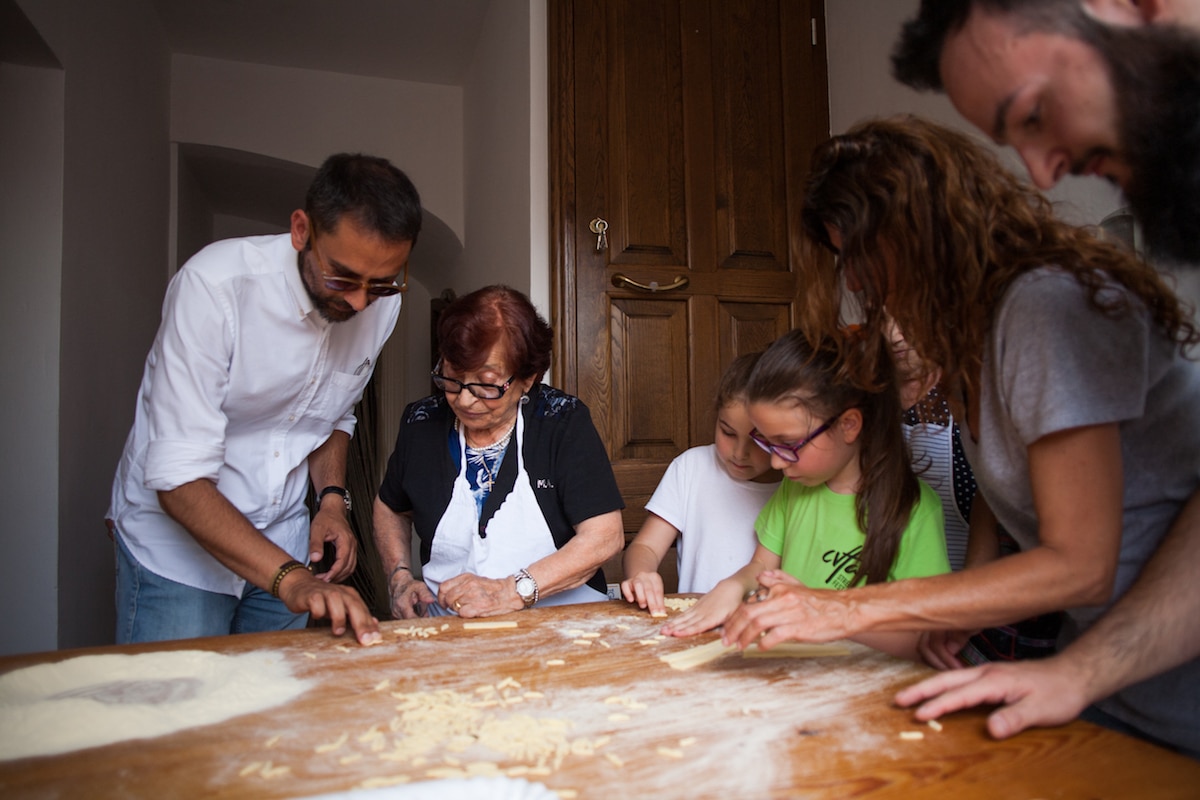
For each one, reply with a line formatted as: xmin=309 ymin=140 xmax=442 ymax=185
xmin=645 ymin=444 xmax=780 ymax=593
xmin=108 ymin=234 xmax=401 ymax=596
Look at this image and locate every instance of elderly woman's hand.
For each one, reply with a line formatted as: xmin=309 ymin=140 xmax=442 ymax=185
xmin=439 ymin=572 xmax=524 ymax=618
xmin=388 ymin=568 xmax=436 ymax=619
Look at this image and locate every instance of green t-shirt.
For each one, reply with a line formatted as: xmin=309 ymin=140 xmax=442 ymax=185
xmin=755 ymin=479 xmax=949 ymax=589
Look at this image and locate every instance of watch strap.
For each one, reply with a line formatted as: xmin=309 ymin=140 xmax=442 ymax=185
xmin=318 ymin=485 xmax=351 ymax=512
xmin=514 ymin=567 xmax=539 ymax=607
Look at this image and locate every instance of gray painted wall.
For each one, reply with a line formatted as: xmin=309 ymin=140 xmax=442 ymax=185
xmin=0 ymin=60 xmax=64 ymax=655
xmin=4 ymin=0 xmax=171 ymax=654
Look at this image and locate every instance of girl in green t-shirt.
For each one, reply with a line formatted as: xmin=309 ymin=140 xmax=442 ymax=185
xmin=663 ymin=329 xmax=948 ymax=660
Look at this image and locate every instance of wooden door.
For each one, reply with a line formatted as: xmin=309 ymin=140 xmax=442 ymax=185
xmin=550 ymin=0 xmax=830 ymax=584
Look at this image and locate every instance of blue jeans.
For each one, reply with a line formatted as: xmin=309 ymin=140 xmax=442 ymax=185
xmin=114 ymin=533 xmax=308 ymax=644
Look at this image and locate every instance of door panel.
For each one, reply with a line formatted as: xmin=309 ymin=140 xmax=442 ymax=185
xmin=709 ymin=2 xmax=791 ymax=272
xmin=550 ymin=0 xmax=830 ymax=588
xmin=605 ymin=0 xmax=688 ymax=267
xmin=610 ymin=297 xmax=690 ymax=460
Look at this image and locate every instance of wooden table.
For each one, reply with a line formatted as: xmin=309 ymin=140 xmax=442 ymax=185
xmin=2 ymin=598 xmax=1198 ymax=799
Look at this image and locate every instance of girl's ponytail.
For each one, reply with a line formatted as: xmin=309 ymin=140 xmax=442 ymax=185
xmin=851 ymin=332 xmax=920 ymax=586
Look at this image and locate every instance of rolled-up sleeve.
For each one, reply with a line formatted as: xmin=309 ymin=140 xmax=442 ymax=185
xmin=142 ymin=269 xmax=233 ymax=491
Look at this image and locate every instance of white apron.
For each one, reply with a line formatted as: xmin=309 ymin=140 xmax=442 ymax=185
xmin=422 ymin=410 xmax=607 ymax=615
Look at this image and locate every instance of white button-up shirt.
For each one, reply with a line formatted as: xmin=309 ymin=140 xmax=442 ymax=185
xmin=108 ymin=234 xmax=401 ymax=595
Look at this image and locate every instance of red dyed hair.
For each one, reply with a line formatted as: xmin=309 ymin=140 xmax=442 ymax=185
xmin=437 ymin=285 xmax=553 ymax=381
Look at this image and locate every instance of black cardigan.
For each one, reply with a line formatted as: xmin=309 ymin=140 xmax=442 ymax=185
xmin=377 ymin=384 xmax=624 ymax=594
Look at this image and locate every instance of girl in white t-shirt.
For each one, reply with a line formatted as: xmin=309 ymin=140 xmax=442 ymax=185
xmin=620 ymin=352 xmax=781 ymax=616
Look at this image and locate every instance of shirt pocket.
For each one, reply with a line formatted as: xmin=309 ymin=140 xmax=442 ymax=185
xmin=312 ymin=369 xmax=372 ymax=426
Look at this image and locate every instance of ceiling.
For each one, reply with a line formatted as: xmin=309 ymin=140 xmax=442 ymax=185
xmin=151 ymin=0 xmax=492 ymax=86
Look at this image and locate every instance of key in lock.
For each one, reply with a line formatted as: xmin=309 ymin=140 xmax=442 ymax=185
xmin=589 ymin=218 xmax=608 ymax=251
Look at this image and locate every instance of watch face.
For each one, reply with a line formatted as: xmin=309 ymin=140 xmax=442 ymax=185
xmin=516 ymin=577 xmax=535 ymax=598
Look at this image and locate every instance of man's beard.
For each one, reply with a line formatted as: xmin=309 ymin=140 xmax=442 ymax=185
xmin=1104 ymin=23 xmax=1200 ymax=266
xmin=298 ymin=252 xmax=357 ymax=323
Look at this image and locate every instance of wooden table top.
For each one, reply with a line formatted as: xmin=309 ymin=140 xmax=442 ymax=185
xmin=2 ymin=598 xmax=1198 ymax=799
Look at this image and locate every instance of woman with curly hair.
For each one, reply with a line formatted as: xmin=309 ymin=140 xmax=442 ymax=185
xmin=722 ymin=115 xmax=1200 ymax=757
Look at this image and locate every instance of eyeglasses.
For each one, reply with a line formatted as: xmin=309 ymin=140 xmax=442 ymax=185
xmin=431 ymin=360 xmax=515 ymax=400
xmin=749 ymin=412 xmax=844 ymax=463
xmin=308 ymin=229 xmax=407 ymax=296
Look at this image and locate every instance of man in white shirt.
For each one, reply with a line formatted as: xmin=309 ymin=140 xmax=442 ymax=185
xmin=108 ymin=153 xmax=421 ymax=647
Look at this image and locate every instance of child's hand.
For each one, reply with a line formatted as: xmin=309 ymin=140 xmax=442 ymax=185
xmin=918 ymin=628 xmax=980 ymax=670
xmin=660 ymin=580 xmax=745 ymax=638
xmin=757 ymin=569 xmax=802 ymax=588
xmin=620 ymin=571 xmax=667 ymax=617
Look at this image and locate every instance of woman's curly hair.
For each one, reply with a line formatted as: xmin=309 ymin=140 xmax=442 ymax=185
xmin=797 ymin=115 xmax=1198 ymax=405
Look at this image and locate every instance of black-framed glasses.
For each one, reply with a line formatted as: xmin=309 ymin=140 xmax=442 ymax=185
xmin=431 ymin=360 xmax=515 ymax=400
xmin=308 ymin=229 xmax=407 ymax=296
xmin=750 ymin=412 xmax=844 ymax=463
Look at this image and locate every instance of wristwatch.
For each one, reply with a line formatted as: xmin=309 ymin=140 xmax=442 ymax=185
xmin=513 ymin=568 xmax=539 ymax=608
xmin=318 ymin=485 xmax=351 ymax=512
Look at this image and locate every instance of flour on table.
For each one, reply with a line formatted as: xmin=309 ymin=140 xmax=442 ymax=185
xmin=0 ymin=650 xmax=309 ymax=760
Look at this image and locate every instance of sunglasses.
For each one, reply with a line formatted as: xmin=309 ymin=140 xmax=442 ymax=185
xmin=308 ymin=226 xmax=407 ymax=296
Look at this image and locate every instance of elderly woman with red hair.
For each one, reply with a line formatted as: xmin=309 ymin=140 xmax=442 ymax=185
xmin=373 ymin=285 xmax=624 ymax=618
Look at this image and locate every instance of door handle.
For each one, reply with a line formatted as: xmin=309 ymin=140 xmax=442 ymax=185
xmin=611 ymin=273 xmax=689 ymax=293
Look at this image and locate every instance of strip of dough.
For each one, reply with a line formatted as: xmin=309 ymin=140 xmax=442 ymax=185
xmin=741 ymin=642 xmax=851 ymax=659
xmin=462 ymin=621 xmax=519 ymax=630
xmin=659 ymin=639 xmax=733 ymax=670
xmin=659 ymin=639 xmax=850 ymax=670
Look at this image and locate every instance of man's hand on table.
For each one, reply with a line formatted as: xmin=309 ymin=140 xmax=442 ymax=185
xmin=894 ymin=656 xmax=1091 ymax=740
xmin=278 ymin=570 xmax=381 ymax=646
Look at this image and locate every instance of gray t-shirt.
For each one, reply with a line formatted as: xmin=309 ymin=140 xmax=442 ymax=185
xmin=961 ymin=268 xmax=1200 ymax=754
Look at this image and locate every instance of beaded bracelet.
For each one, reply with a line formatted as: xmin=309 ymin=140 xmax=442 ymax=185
xmin=271 ymin=560 xmax=310 ymax=597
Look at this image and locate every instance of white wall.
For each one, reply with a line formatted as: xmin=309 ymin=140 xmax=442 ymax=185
xmin=461 ymin=1 xmax=536 ymax=297
xmin=0 ymin=61 xmax=64 ymax=656
xmin=170 ymin=55 xmax=466 ymax=242
xmin=528 ymin=1 xmax=551 ymax=327
xmin=824 ymin=0 xmax=1123 ymax=228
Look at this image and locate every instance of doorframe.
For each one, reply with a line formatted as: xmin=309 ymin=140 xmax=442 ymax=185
xmin=548 ymin=0 xmax=580 ymax=393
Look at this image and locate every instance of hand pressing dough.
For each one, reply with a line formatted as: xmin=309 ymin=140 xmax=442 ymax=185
xmin=0 ymin=650 xmax=309 ymax=760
